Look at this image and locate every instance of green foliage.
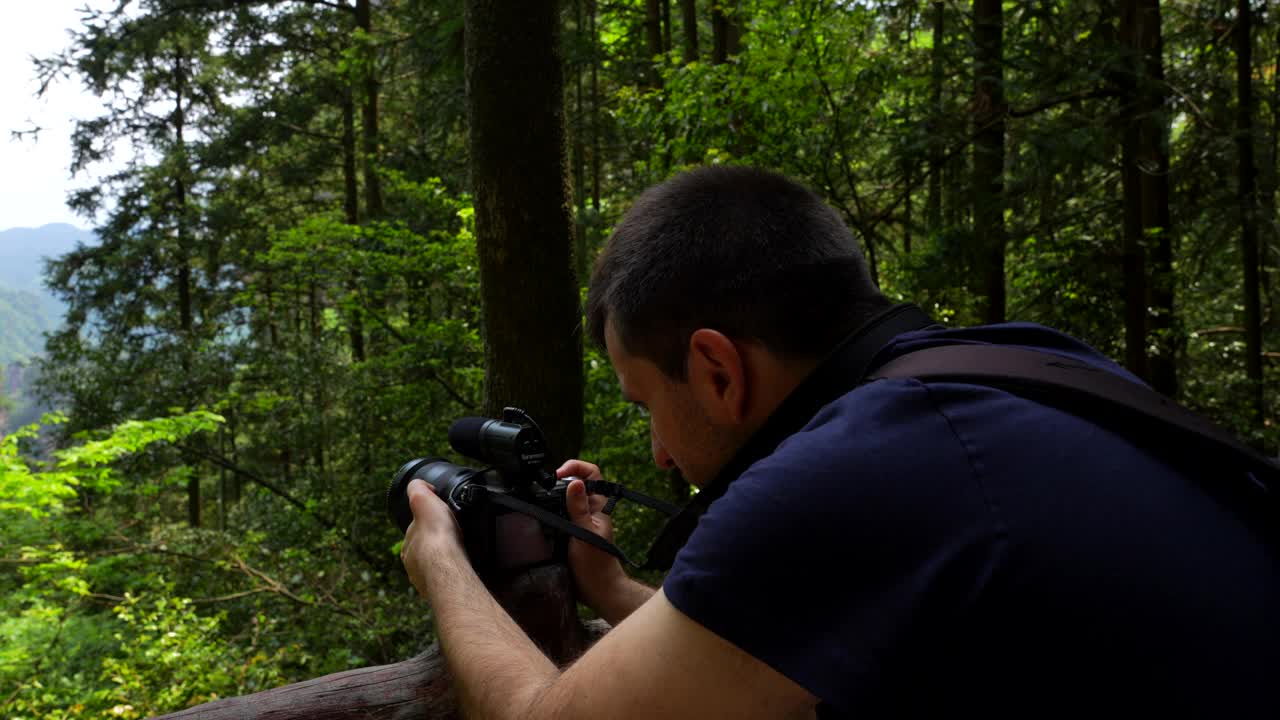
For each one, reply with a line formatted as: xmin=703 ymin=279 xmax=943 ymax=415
xmin=96 ymin=593 xmax=295 ymax=719
xmin=1 ymin=415 xmax=76 ymax=518
xmin=1 ymin=411 xmax=225 ymax=717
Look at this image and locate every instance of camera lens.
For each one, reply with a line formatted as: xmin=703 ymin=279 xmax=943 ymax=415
xmin=386 ymin=457 xmax=481 ymax=533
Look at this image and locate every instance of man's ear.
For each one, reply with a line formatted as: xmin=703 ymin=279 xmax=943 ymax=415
xmin=686 ymin=328 xmax=748 ymax=424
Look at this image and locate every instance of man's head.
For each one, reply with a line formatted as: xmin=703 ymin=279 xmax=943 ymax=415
xmin=586 ymin=165 xmax=889 ymax=484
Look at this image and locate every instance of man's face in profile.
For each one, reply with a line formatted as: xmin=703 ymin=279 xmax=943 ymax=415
xmin=604 ymin=320 xmax=738 ymax=488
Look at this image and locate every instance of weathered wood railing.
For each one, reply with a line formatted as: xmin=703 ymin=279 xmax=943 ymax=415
xmin=152 ymin=564 xmax=608 ymax=719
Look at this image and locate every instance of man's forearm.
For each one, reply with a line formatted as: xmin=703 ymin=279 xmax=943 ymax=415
xmin=422 ymin=539 xmax=560 ymax=719
xmin=593 ymin=575 xmax=657 ymax=627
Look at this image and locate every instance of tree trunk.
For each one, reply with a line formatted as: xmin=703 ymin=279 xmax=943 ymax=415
xmin=590 ymin=0 xmax=601 ymax=214
xmin=342 ymin=87 xmax=366 ymax=363
xmin=573 ymin=0 xmax=589 ymax=284
xmin=927 ymin=0 xmax=944 ymax=234
xmin=590 ymin=0 xmax=602 ymax=213
xmin=972 ymin=0 xmax=1005 ymax=324
xmin=1263 ymin=14 xmax=1280 ymax=308
xmin=356 ymin=0 xmax=383 ymax=220
xmin=1136 ymin=0 xmax=1176 ymax=397
xmin=1118 ymin=0 xmax=1148 ymax=381
xmin=901 ymin=2 xmax=916 ymax=255
xmin=711 ymin=0 xmax=739 ymax=64
xmin=1237 ymin=0 xmax=1264 ymax=423
xmin=174 ymin=49 xmax=199 ymax=529
xmin=681 ymin=0 xmax=698 ymax=63
xmin=645 ymin=0 xmax=664 ymax=88
xmin=662 ymin=0 xmax=672 ymax=53
xmin=465 ymin=0 xmax=584 ymax=464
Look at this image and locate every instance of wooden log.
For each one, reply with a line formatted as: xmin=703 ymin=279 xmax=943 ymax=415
xmin=151 ymin=565 xmax=609 ymax=719
xmin=153 ymin=647 xmax=458 ymax=720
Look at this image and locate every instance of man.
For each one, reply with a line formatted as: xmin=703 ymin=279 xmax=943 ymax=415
xmin=400 ymin=166 xmax=1276 ymax=718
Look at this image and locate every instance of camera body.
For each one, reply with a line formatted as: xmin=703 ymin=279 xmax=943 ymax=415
xmin=386 ymin=408 xmax=573 ymax=577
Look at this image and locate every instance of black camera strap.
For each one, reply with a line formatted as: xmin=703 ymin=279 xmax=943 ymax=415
xmin=586 ymin=479 xmax=684 ymax=517
xmin=474 ymin=481 xmax=680 ymax=569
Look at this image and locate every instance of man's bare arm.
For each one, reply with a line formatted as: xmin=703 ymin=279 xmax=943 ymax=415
xmin=590 ymin=574 xmax=656 ymax=626
xmin=402 ymin=479 xmax=818 ymax=720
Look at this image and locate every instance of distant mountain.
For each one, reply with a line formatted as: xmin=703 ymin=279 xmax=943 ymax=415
xmin=0 ymin=286 xmax=62 ymax=366
xmin=0 ymin=223 xmax=96 ymax=366
xmin=0 ymin=223 xmax=95 ymax=292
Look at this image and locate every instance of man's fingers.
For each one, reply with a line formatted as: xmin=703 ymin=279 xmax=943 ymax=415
xmin=566 ymin=478 xmax=592 ymax=525
xmin=407 ymin=479 xmax=437 ymax=518
xmin=588 ymin=493 xmax=608 ymax=514
xmin=556 ymin=459 xmax=603 ymax=481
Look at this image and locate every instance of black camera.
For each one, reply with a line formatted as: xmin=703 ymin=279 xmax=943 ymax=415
xmin=386 ymin=407 xmax=680 ymax=577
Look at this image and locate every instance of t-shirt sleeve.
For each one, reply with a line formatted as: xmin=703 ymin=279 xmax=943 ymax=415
xmin=662 ymin=378 xmax=1006 ymax=712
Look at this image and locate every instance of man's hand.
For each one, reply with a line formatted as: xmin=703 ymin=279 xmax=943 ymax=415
xmin=557 ymin=459 xmax=655 ymax=625
xmin=400 ymin=478 xmax=464 ymax=600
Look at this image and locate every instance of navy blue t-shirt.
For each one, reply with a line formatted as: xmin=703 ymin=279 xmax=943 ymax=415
xmin=663 ymin=322 xmax=1277 ymax=717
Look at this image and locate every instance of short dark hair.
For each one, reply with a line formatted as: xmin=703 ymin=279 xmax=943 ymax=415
xmin=586 ymin=165 xmax=890 ymax=378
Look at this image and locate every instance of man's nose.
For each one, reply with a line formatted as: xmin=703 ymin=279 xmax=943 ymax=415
xmin=651 ymin=425 xmax=675 ymax=470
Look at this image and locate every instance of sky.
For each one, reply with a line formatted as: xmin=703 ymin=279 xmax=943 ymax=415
xmin=1 ymin=1 xmax=120 ymax=232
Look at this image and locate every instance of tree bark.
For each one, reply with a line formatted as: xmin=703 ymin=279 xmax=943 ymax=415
xmin=1237 ymin=0 xmax=1264 ymax=422
xmin=681 ymin=0 xmax=698 ymax=63
xmin=174 ymin=48 xmax=199 ymax=529
xmin=465 ymin=0 xmax=584 ymax=464
xmin=646 ymin=0 xmax=664 ymax=87
xmin=901 ymin=2 xmax=916 ymax=255
xmin=154 ymin=649 xmax=460 ymax=720
xmin=590 ymin=0 xmax=601 ymax=213
xmin=1118 ymin=0 xmax=1148 ymax=381
xmin=927 ymin=0 xmax=944 ymax=234
xmin=711 ymin=0 xmax=739 ymax=64
xmin=662 ymin=0 xmax=672 ymax=53
xmin=972 ymin=0 xmax=1006 ymax=324
xmin=1137 ymin=0 xmax=1176 ymax=397
xmin=342 ymin=87 xmax=366 ymax=363
xmin=574 ymin=0 xmax=589 ymax=284
xmin=1263 ymin=13 xmax=1280 ymax=308
xmin=356 ymin=0 xmax=383 ymax=220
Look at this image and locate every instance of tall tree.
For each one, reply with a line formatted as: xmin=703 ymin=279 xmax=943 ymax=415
xmin=973 ymin=0 xmax=1006 ymax=324
xmin=1138 ymin=0 xmax=1176 ymax=397
xmin=35 ymin=3 xmax=230 ymax=526
xmin=356 ymin=0 xmax=384 ymax=221
xmin=681 ymin=0 xmax=699 ymax=63
xmin=1116 ymin=0 xmax=1148 ymax=381
xmin=662 ymin=0 xmax=673 ymax=54
xmin=646 ymin=0 xmax=664 ymax=86
xmin=927 ymin=0 xmax=945 ymax=234
xmin=711 ymin=0 xmax=739 ymax=64
xmin=1237 ymin=0 xmax=1264 ymax=423
xmin=464 ymin=0 xmax=584 ymax=463
xmin=1117 ymin=0 xmax=1177 ymax=394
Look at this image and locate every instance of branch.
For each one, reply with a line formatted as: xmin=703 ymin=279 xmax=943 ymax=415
xmin=226 ymin=556 xmax=360 ymax=619
xmin=1007 ymin=86 xmax=1117 ymax=118
xmin=359 ymin=306 xmax=480 ymax=411
xmin=175 ymin=444 xmax=386 ymax=575
xmin=190 ymin=588 xmax=272 ymax=604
